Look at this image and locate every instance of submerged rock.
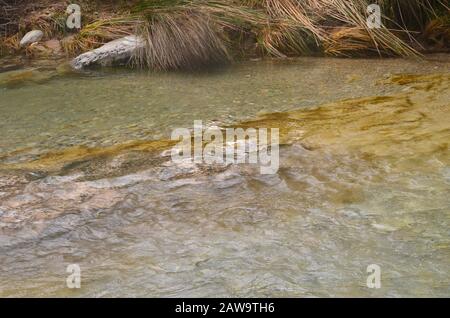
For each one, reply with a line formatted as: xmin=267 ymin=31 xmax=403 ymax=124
xmin=70 ymin=36 xmax=144 ymax=70
xmin=43 ymin=39 xmax=62 ymax=54
xmin=19 ymin=30 xmax=44 ymax=47
xmin=0 ymin=68 xmax=58 ymax=88
xmin=25 ymin=39 xmax=63 ymax=58
xmin=0 ymin=57 xmax=23 ymax=73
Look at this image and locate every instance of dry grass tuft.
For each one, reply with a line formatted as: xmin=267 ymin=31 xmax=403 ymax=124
xmin=61 ymin=18 xmax=138 ymax=55
xmin=0 ymin=33 xmax=20 ymax=56
xmin=133 ymin=11 xmax=230 ymax=70
xmin=422 ymin=15 xmax=450 ymax=51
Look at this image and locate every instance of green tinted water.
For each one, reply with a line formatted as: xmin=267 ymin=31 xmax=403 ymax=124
xmin=0 ymin=56 xmax=449 ymax=297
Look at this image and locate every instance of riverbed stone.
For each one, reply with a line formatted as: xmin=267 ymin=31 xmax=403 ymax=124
xmin=0 ymin=68 xmax=58 ymax=88
xmin=26 ymin=39 xmax=63 ymax=58
xmin=43 ymin=39 xmax=62 ymax=54
xmin=19 ymin=30 xmax=44 ymax=47
xmin=70 ymin=35 xmax=145 ymax=70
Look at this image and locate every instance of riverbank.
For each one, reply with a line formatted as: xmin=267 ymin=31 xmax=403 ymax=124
xmin=1 ymin=1 xmax=449 ymax=70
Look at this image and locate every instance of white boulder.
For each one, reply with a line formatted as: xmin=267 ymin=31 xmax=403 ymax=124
xmin=70 ymin=36 xmax=145 ymax=70
xmin=20 ymin=30 xmax=44 ymax=47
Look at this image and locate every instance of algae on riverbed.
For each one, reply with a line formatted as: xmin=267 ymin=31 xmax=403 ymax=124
xmin=2 ymin=71 xmax=448 ymax=175
xmin=238 ymin=73 xmax=450 ymax=159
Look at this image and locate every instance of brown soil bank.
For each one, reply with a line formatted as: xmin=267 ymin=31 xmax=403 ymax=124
xmin=1 ymin=0 xmax=449 ymax=69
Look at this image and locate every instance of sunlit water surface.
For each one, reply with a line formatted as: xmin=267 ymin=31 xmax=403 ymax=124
xmin=0 ymin=56 xmax=449 ymax=297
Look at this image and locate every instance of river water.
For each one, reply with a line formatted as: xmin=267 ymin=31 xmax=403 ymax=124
xmin=0 ymin=56 xmax=449 ymax=297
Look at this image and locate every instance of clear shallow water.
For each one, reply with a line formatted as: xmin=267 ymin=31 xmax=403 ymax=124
xmin=0 ymin=56 xmax=447 ymax=162
xmin=0 ymin=56 xmax=449 ymax=297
